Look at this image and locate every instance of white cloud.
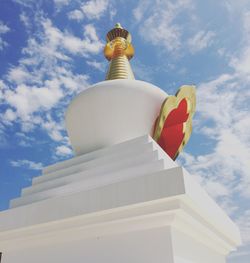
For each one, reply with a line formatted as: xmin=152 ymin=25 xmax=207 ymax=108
xmin=86 ymin=60 xmax=105 ymax=72
xmin=133 ymin=0 xmax=151 ymax=22
xmin=54 ymin=0 xmax=69 ymax=5
xmin=54 ymin=0 xmax=70 ymax=9
xmin=133 ymin=0 xmax=194 ymax=53
xmin=0 ymin=15 xmax=93 ymax=154
xmin=10 ymin=159 xmax=43 ymax=170
xmin=41 ymin=114 xmax=65 ymax=142
xmin=19 ymin=12 xmax=30 ymax=29
xmin=0 ymin=22 xmax=10 ymax=34
xmin=3 ymin=109 xmax=17 ymax=122
xmin=0 ymin=21 xmax=10 ymax=50
xmin=84 ymin=24 xmax=99 ymax=42
xmin=229 ymin=12 xmax=250 ymax=77
xmin=1 ymin=18 xmax=98 ymax=121
xmin=42 ymin=20 xmax=103 ymax=57
xmin=59 ymin=73 xmax=89 ymax=91
xmin=13 ymin=0 xmax=36 ymax=8
xmin=203 ymin=179 xmax=229 ymax=198
xmin=188 ymin=30 xmax=215 ymax=54
xmin=4 ymin=83 xmax=63 ymax=120
xmin=56 ymin=145 xmax=73 ymax=156
xmin=7 ymin=67 xmax=30 ymax=84
xmin=132 ymin=59 xmax=154 ymax=82
xmin=224 ymin=0 xmax=250 ymax=18
xmin=15 ymin=132 xmax=35 ymax=147
xmin=81 ymin=0 xmax=108 ymax=20
xmin=133 ymin=1 xmax=215 ymax=55
xmin=68 ymin=10 xmax=84 ymax=21
xmin=67 ymin=0 xmax=112 ymax=22
xmin=109 ymin=7 xmax=116 ymax=20
xmin=231 ymin=47 xmax=250 ymax=76
xmin=0 ymin=37 xmax=8 ymax=51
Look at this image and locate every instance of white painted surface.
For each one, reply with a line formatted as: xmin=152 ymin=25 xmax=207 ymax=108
xmin=0 ymin=136 xmax=241 ymax=263
xmin=65 ymin=79 xmax=168 ymax=155
xmin=10 ymin=136 xmax=177 ymax=208
xmin=172 ymin=227 xmax=225 ymax=263
xmin=2 ymin=228 xmax=174 ymax=263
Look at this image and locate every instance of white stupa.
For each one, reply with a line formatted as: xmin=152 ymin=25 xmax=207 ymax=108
xmin=0 ymin=24 xmax=241 ymax=263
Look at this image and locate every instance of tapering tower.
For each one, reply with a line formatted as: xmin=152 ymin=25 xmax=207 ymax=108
xmin=104 ymin=23 xmax=135 ymax=80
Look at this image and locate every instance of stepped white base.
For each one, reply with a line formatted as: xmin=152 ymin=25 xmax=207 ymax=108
xmin=0 ymin=136 xmax=241 ymax=263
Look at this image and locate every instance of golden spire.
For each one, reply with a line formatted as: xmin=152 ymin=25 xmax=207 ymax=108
xmin=104 ymin=23 xmax=135 ymax=80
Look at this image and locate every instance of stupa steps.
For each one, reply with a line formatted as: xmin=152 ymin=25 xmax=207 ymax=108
xmin=11 ymin=160 xmax=166 ymax=208
xmin=43 ymin=135 xmax=154 ymax=175
xmin=33 ymin=138 xmax=158 ymax=185
xmin=21 ymin=149 xmax=160 ymax=197
xmin=10 ymin=135 xmax=177 ymax=208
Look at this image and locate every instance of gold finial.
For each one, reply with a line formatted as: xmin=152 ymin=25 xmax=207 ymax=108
xmin=104 ymin=23 xmax=135 ymax=80
xmin=115 ymin=23 xmax=122 ymax=28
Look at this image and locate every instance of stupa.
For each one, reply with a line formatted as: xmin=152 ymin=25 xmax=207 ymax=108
xmin=0 ymin=24 xmax=241 ymax=263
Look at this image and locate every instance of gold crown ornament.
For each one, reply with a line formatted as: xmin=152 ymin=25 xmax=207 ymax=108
xmin=104 ymin=23 xmax=135 ymax=80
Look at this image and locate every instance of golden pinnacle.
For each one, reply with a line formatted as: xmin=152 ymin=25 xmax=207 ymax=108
xmin=104 ymin=23 xmax=135 ymax=80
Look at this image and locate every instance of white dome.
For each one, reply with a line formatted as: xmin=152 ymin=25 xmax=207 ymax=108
xmin=65 ymin=79 xmax=168 ymax=155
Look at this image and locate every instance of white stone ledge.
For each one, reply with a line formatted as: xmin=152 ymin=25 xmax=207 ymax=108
xmin=43 ymin=135 xmax=154 ymax=175
xmin=1 ymin=166 xmax=184 ymax=231
xmin=11 ymin=135 xmax=176 ymax=208
xmin=11 ymin=159 xmax=166 ymax=208
xmin=22 ymin=148 xmax=160 ymax=197
xmin=34 ymin=139 xmax=158 ymax=185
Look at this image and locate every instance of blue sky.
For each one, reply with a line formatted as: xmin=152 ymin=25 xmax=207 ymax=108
xmin=0 ymin=0 xmax=250 ymax=262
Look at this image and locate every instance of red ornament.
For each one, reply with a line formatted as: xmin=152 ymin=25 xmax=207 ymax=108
xmin=157 ymin=99 xmax=189 ymax=159
xmin=153 ymin=86 xmax=196 ymax=160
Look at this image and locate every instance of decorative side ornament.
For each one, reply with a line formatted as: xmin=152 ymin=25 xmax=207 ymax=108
xmin=153 ymin=85 xmax=196 ymax=160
